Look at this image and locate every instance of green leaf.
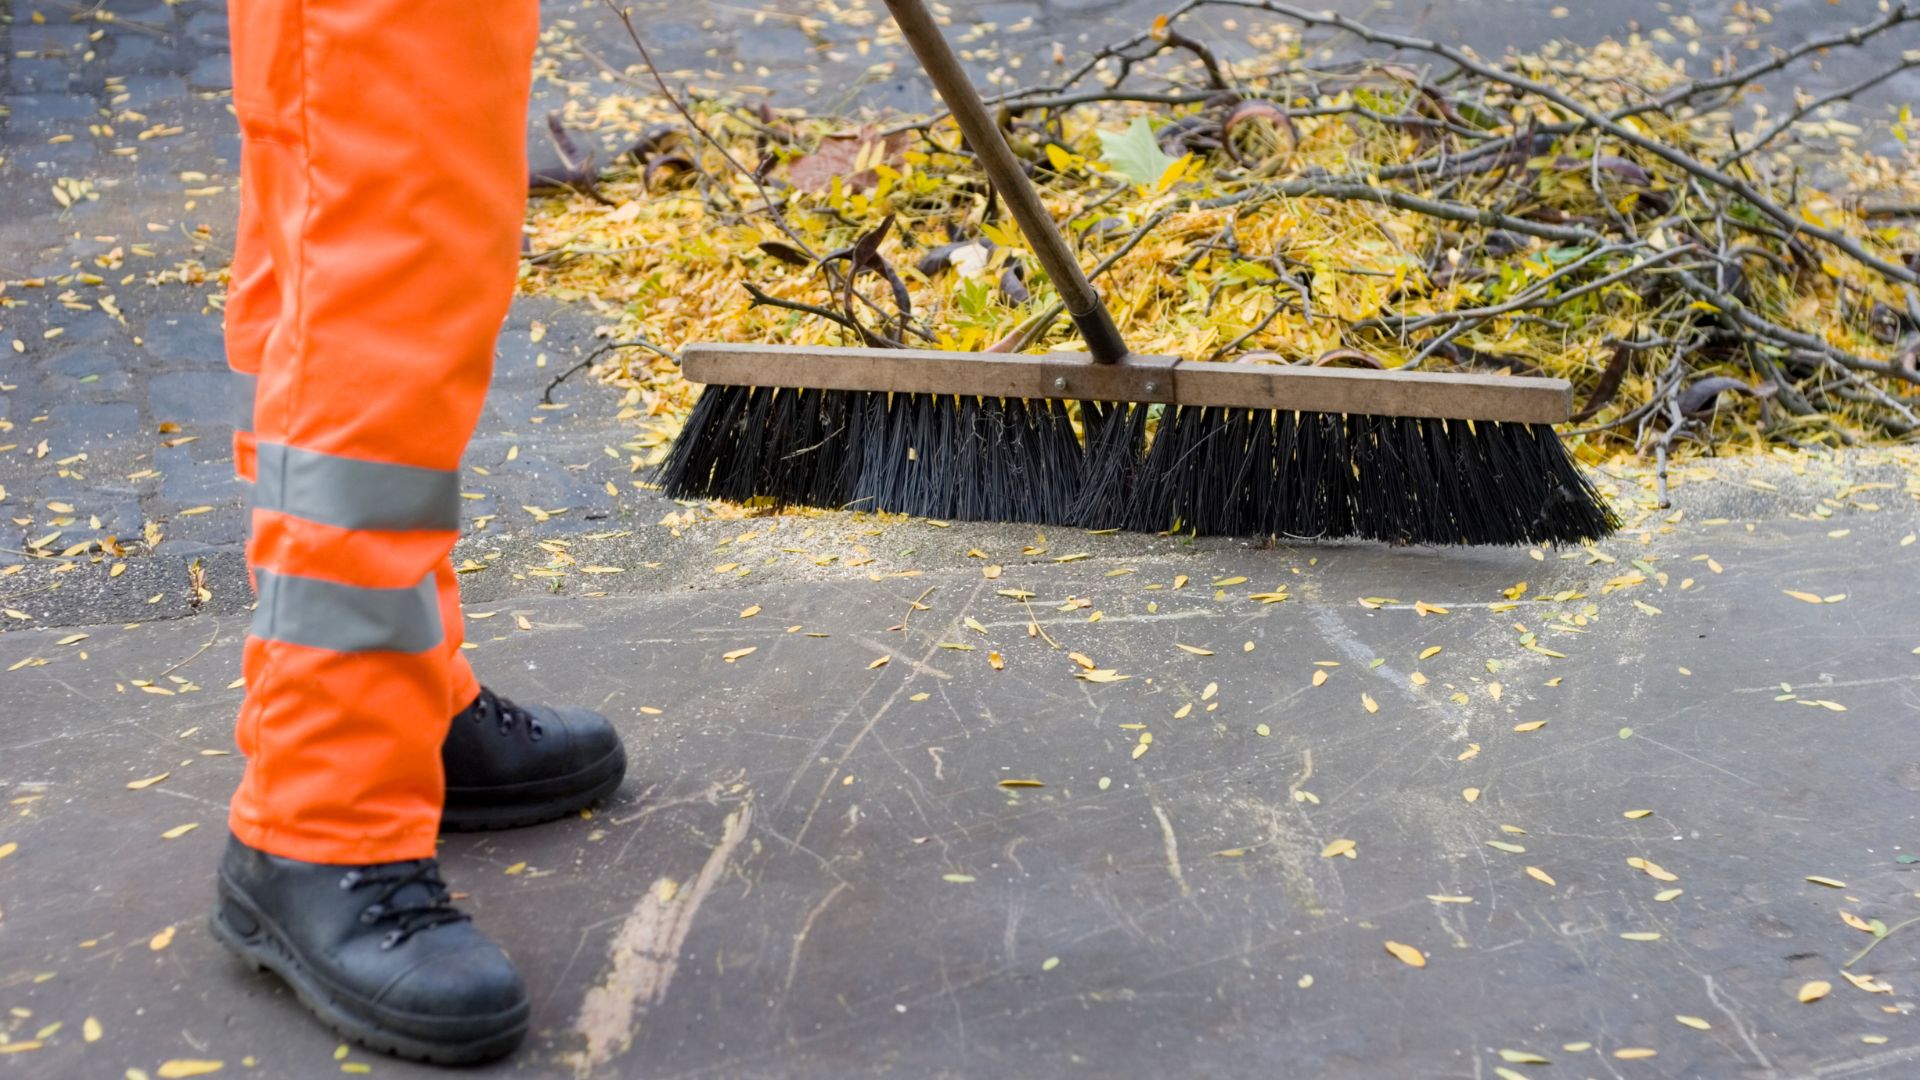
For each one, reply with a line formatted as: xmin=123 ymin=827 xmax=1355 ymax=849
xmin=1098 ymin=118 xmax=1177 ymax=187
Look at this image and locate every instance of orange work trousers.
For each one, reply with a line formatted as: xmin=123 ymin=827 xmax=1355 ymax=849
xmin=225 ymin=0 xmax=537 ymax=864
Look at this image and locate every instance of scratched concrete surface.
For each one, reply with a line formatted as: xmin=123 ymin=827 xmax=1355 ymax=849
xmin=3 ymin=488 xmax=1918 ymax=1078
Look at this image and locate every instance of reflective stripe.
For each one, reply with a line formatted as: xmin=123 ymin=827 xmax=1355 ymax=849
xmin=252 ymin=568 xmax=444 ymax=653
xmin=233 ymin=371 xmax=258 ymax=434
xmin=254 ymin=441 xmax=460 ymax=532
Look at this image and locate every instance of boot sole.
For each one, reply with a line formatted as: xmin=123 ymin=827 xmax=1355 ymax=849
xmin=210 ymin=883 xmax=529 ymax=1066
xmin=440 ymin=744 xmax=627 ymax=833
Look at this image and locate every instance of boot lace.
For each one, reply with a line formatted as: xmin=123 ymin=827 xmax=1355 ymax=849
xmin=338 ymin=861 xmax=471 ymax=949
xmin=469 ymin=687 xmax=545 ymax=741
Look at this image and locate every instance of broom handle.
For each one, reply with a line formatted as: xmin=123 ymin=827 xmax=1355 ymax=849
xmin=883 ymin=0 xmax=1133 ymax=363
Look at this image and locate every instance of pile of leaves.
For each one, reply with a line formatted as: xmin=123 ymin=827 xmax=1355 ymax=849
xmin=522 ymin=0 xmax=1920 ymax=482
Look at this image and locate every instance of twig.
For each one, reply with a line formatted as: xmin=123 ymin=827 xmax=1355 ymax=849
xmin=541 ymin=340 xmax=673 ymax=404
xmin=1845 ymin=914 xmax=1920 ymax=970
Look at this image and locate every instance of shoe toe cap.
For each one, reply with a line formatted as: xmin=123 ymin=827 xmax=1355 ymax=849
xmin=382 ymin=938 xmax=529 ymax=1021
xmin=545 ymin=706 xmax=625 ymax=770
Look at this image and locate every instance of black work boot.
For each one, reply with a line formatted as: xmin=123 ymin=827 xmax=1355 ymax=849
xmin=210 ymin=835 xmax=529 ymax=1064
xmin=439 ymin=687 xmax=626 ymax=832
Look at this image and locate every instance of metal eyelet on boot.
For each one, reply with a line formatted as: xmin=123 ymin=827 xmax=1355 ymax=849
xmin=529 ymin=722 xmax=545 ymax=741
xmin=360 ymin=904 xmax=386 ymax=925
xmin=380 ymin=929 xmax=403 ymax=950
xmin=339 ymin=870 xmax=362 ymax=889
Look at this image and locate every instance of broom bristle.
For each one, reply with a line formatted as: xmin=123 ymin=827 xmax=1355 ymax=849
xmin=656 ymin=385 xmax=1619 ymax=545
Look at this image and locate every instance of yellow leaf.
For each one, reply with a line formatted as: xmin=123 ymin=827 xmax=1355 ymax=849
xmin=1512 ymin=720 xmax=1547 ymax=732
xmin=1068 ymin=652 xmax=1096 ymax=670
xmin=1623 ymin=809 xmax=1654 ymax=819
xmin=1487 ymin=841 xmax=1526 ymax=854
xmin=156 ymin=1063 xmax=224 ymax=1078
xmin=1413 ymin=601 xmax=1449 ymax=616
xmin=1654 ymin=888 xmax=1684 ymax=902
xmin=1620 ymin=931 xmax=1662 ymax=941
xmin=1320 ymin=838 xmax=1357 ymax=859
xmin=1675 ymin=1015 xmax=1711 ymax=1030
xmin=998 ymin=779 xmax=1045 ymax=788
xmin=1383 ymin=940 xmax=1426 ymax=968
xmin=721 ymin=647 xmax=756 ymax=662
xmin=988 ymin=652 xmax=1004 ymax=670
xmin=1211 ymin=576 xmax=1248 ymax=586
xmin=1797 ymin=980 xmax=1831 ymax=1003
xmin=1457 ymin=743 xmax=1481 ymax=761
xmin=1172 ymin=575 xmax=1189 ymax=589
xmin=1078 ymin=669 xmax=1129 ymax=683
xmin=1487 ymin=681 xmax=1503 ymax=702
xmin=160 ymin=823 xmax=198 ymax=840
xmin=149 ymin=925 xmax=176 ymax=950
xmin=867 ymin=656 xmax=890 ymax=670
xmin=1841 ymin=971 xmax=1893 ymax=994
xmin=126 ymin=773 xmax=170 ymax=790
xmin=1497 ymin=1050 xmax=1550 ymax=1064
xmin=1805 ymin=875 xmax=1846 ymax=889
xmin=1783 ymin=590 xmax=1825 ymax=604
xmin=1418 ymin=646 xmax=1442 ymax=660
xmin=1840 ymin=910 xmax=1877 ymax=934
xmin=1361 ymin=693 xmax=1378 ymax=714
xmin=1462 ymin=787 xmax=1481 ymax=803
xmin=82 ymin=1016 xmax=102 ymax=1042
xmin=739 ymin=605 xmax=761 ymax=618
xmin=1612 ymin=1048 xmax=1657 ymax=1060
xmin=1175 ymin=644 xmax=1214 ymax=656
xmin=1525 ymin=866 xmax=1556 ymax=886
xmin=1311 ymin=669 xmax=1328 ymax=687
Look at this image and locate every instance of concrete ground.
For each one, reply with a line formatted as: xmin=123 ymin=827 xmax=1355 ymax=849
xmin=3 ymin=1 xmax=1920 ymax=1078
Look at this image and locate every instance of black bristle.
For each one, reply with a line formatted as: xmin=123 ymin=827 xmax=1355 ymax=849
xmin=656 ymin=382 xmax=1619 ymax=546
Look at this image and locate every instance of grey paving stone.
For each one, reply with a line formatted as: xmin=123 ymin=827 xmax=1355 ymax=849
xmin=187 ymin=53 xmax=232 ymax=91
xmin=183 ymin=10 xmax=230 ymax=49
xmin=148 ymin=369 xmax=235 ymax=426
xmin=47 ymin=401 xmax=143 ymax=444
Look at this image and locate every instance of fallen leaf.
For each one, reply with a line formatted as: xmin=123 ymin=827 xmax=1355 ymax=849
xmin=997 ymin=779 xmax=1045 ymax=789
xmin=1383 ymin=940 xmax=1426 ymax=968
xmin=1525 ymin=866 xmax=1556 ymax=886
xmin=1805 ymin=875 xmax=1847 ymax=889
xmin=1497 ymin=1050 xmax=1550 ymax=1065
xmin=1798 ymin=980 xmax=1831 ymax=1003
xmin=1841 ymin=971 xmax=1893 ymax=994
xmin=1311 ymin=669 xmax=1328 ymax=687
xmin=739 ymin=605 xmax=761 ymax=618
xmin=1783 ymin=590 xmax=1825 ymax=604
xmin=1675 ymin=1015 xmax=1711 ymax=1030
xmin=1623 ymin=809 xmax=1654 ymax=819
xmin=1840 ymin=910 xmax=1878 ymax=934
xmin=82 ymin=1016 xmax=101 ymax=1042
xmin=149 ymin=925 xmax=176 ymax=950
xmin=1512 ymin=720 xmax=1547 ymax=732
xmin=160 ymin=823 xmax=198 ymax=840
xmin=126 ymin=773 xmax=170 ymax=790
xmin=1462 ymin=787 xmax=1481 ymax=803
xmin=1320 ymin=838 xmax=1357 ymax=859
xmin=867 ymin=656 xmax=890 ymax=670
xmin=1077 ymin=669 xmax=1129 ymax=683
xmin=156 ymin=1062 xmax=225 ymax=1078
xmin=1486 ymin=841 xmax=1526 ymax=854
xmin=1361 ymin=694 xmax=1378 ymax=714
xmin=1654 ymin=888 xmax=1684 ymax=902
xmin=1612 ymin=1048 xmax=1657 ymax=1060
xmin=722 ymin=647 xmax=757 ymax=662
xmin=1418 ymin=646 xmax=1442 ymax=660
xmin=1620 ymin=931 xmax=1662 ymax=941
xmin=1175 ymin=644 xmax=1214 ymax=656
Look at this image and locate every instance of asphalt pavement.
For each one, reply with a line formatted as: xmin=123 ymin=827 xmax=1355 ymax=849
xmin=3 ymin=2 xmax=1920 ymax=1078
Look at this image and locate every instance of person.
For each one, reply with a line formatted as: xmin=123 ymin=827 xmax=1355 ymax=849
xmin=208 ymin=0 xmax=624 ymax=1064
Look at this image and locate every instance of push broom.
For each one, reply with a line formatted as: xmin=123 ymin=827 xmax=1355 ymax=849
xmin=658 ymin=0 xmax=1619 ymax=545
